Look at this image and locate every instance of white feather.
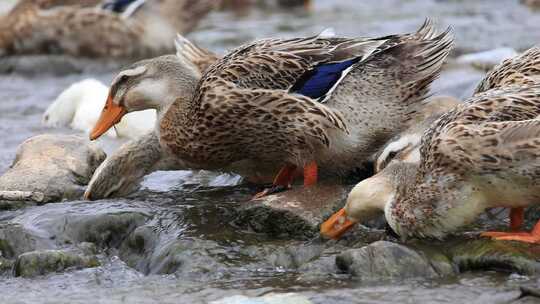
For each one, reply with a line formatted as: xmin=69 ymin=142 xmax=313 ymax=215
xmin=318 ymin=28 xmax=336 ymax=38
xmin=121 ymin=0 xmax=147 ymax=19
xmin=43 ymin=78 xmax=156 ymax=139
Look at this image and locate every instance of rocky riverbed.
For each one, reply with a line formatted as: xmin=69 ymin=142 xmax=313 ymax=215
xmin=1 ymin=1 xmax=540 ymax=303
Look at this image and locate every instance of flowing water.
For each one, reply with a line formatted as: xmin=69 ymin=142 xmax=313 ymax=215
xmin=1 ymin=1 xmax=540 ymax=303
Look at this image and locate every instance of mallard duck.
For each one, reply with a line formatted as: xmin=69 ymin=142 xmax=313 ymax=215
xmin=42 ymin=78 xmax=156 ymax=139
xmin=0 ymin=0 xmax=217 ymax=58
xmin=86 ymin=20 xmax=453 ymax=199
xmin=321 ymin=46 xmax=540 ymax=243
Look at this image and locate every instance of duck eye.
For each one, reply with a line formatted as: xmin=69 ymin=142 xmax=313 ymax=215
xmin=388 ymin=151 xmax=397 ymax=160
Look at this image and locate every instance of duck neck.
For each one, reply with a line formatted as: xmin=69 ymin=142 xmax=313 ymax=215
xmin=155 ymin=70 xmax=200 ymax=127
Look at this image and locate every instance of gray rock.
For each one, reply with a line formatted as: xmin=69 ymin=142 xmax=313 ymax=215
xmin=118 ymin=219 xmax=227 ymax=279
xmin=267 ymin=243 xmax=324 ymax=269
xmin=234 ymin=184 xmax=352 ymax=239
xmin=145 ymin=238 xmax=227 ymax=279
xmin=0 ymin=201 xmax=149 ymax=268
xmin=445 ymin=239 xmax=540 ymax=276
xmin=336 ymin=241 xmax=455 ymax=281
xmin=14 ymin=248 xmax=99 ymax=277
xmin=0 ymin=134 xmax=106 ymax=203
xmin=0 ymin=223 xmax=55 ymax=258
xmin=0 ymin=256 xmax=14 ymax=275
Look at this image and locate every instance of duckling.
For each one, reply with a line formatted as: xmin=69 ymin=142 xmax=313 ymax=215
xmin=0 ymin=0 xmax=217 ymax=58
xmin=321 ymin=46 xmax=540 ymax=243
xmin=86 ymin=20 xmax=453 ymax=199
xmin=42 ymin=78 xmax=156 ymax=139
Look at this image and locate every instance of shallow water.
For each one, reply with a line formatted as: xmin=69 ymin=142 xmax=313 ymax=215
xmin=1 ymin=0 xmax=540 ymax=303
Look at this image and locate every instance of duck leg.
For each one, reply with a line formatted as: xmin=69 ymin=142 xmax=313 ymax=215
xmin=481 ymin=207 xmax=540 ymax=244
xmin=252 ymin=161 xmax=318 ymax=199
xmin=303 ymin=161 xmax=318 ymax=186
xmin=252 ymin=164 xmax=298 ymax=199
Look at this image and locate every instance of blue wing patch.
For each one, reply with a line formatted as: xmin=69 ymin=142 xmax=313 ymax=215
xmin=291 ymin=58 xmax=359 ymax=102
xmin=102 ymin=0 xmax=142 ymax=13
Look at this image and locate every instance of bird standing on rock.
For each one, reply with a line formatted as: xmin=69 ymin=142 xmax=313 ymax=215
xmin=321 ymin=46 xmax=540 ymax=244
xmin=86 ymin=20 xmax=453 ymax=200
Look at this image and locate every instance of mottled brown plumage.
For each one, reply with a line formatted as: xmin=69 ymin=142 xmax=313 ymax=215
xmin=0 ymin=0 xmax=217 ymax=58
xmin=159 ymin=20 xmax=453 ymax=175
xmin=322 ymin=46 xmax=540 ymax=242
xmin=86 ymin=21 xmax=453 ymax=199
xmin=389 ymin=46 xmax=540 ymax=239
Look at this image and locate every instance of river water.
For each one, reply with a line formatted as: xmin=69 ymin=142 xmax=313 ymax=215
xmin=1 ymin=1 xmax=540 ymax=303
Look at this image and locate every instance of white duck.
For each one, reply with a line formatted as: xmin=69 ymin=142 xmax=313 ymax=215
xmin=42 ymin=78 xmax=156 ymax=139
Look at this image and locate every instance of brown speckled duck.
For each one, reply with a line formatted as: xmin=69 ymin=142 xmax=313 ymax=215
xmin=321 ymin=46 xmax=540 ymax=244
xmin=86 ymin=20 xmax=453 ymax=199
xmin=374 ymin=95 xmax=461 ymax=173
xmin=0 ymin=0 xmax=217 ymax=58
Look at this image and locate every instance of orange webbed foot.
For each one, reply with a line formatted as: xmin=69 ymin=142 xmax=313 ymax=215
xmin=251 ymin=161 xmax=318 ymax=200
xmin=481 ymin=218 xmax=540 ymax=244
xmin=252 ymin=164 xmax=297 ymax=200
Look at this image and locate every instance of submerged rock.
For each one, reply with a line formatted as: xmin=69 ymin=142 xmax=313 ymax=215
xmin=519 ymin=286 xmax=540 ymax=300
xmin=14 ymin=248 xmax=99 ymax=277
xmin=0 ymin=134 xmax=105 ymax=204
xmin=444 ymin=239 xmax=540 ymax=275
xmin=336 ymin=241 xmax=455 ymax=281
xmin=234 ymin=184 xmax=352 ymax=239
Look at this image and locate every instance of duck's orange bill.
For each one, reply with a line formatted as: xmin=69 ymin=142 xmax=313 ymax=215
xmin=320 ymin=208 xmax=357 ymax=239
xmin=89 ymin=95 xmax=127 ymax=140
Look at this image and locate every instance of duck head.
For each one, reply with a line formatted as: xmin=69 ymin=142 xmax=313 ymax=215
xmin=320 ymin=171 xmax=395 ymax=239
xmin=321 ymin=161 xmax=418 ymax=239
xmin=89 ymin=54 xmax=199 ymax=140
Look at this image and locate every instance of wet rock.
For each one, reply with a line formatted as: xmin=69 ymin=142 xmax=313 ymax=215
xmin=445 ymin=239 xmax=540 ymax=276
xmin=28 ymin=201 xmax=151 ymax=250
xmin=0 ymin=134 xmax=106 ymax=204
xmin=0 ymin=201 xmax=149 ymax=262
xmin=0 ymin=257 xmax=14 ymax=275
xmin=267 ymin=243 xmax=324 ymax=269
xmin=336 ymin=241 xmax=455 ymax=281
xmin=211 ymin=293 xmax=313 ymax=304
xmin=0 ymin=223 xmax=55 ymax=258
xmin=297 ymin=254 xmax=342 ymax=284
xmin=145 ymin=238 xmax=227 ymax=279
xmin=520 ymin=286 xmax=540 ymax=299
xmin=65 ymin=210 xmax=149 ymax=249
xmin=118 ymin=224 xmax=159 ymax=272
xmin=234 ymin=184 xmax=352 ymax=239
xmin=456 ymin=48 xmax=518 ymax=71
xmin=14 ymin=248 xmax=99 ymax=277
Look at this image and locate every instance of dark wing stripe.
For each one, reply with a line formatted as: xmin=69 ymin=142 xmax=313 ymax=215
xmin=290 ymin=58 xmax=359 ymax=101
xmin=102 ymin=0 xmax=144 ymax=13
